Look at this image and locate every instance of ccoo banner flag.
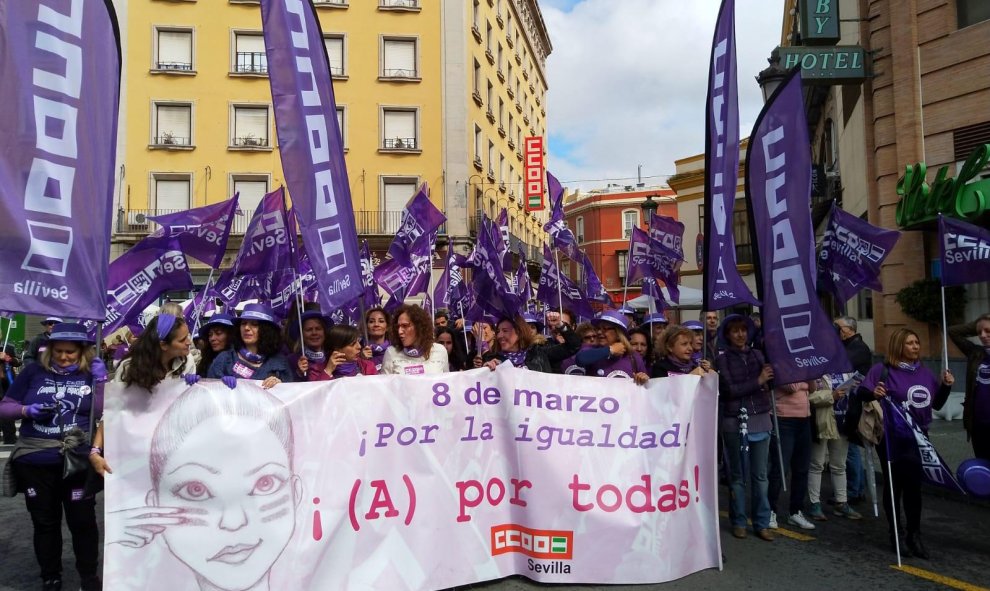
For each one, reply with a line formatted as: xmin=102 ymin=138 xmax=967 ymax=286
xmin=0 ymin=0 xmax=122 ymax=320
xmin=745 ymin=70 xmax=850 ymax=384
xmin=261 ymin=0 xmax=363 ymax=311
xmin=702 ymin=0 xmax=758 ymax=311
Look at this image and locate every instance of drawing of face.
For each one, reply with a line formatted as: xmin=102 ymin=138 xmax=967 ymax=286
xmin=151 ymin=416 xmax=300 ymax=591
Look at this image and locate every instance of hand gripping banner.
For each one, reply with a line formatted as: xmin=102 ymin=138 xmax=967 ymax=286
xmin=103 ymin=370 xmax=721 ymax=590
xmin=261 ymin=0 xmax=362 ymax=311
xmin=0 ymin=0 xmax=121 ymax=320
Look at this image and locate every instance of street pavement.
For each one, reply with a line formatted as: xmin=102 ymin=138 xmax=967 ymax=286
xmin=1 ymin=418 xmax=987 ymax=591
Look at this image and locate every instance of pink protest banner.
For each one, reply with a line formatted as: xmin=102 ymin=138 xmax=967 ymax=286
xmin=102 ymin=367 xmax=720 ymax=590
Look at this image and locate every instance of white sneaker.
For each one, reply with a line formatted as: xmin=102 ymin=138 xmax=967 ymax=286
xmin=788 ymin=511 xmax=816 ymax=530
xmin=769 ymin=511 xmax=778 ymax=529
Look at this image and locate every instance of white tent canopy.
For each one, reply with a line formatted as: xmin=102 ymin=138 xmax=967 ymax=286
xmin=626 ymin=285 xmax=703 ymax=310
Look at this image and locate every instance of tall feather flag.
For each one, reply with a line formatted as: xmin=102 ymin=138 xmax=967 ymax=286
xmin=626 ymin=226 xmax=682 ymax=305
xmin=231 ymin=188 xmax=295 ymax=277
xmin=818 ymin=203 xmax=900 ymax=308
xmin=261 ymin=0 xmax=363 ymax=310
xmin=702 ymin=0 xmax=759 ymax=310
xmin=939 ymin=215 xmax=990 ymax=286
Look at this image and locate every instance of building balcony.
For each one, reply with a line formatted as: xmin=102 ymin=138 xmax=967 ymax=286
xmin=506 ymin=33 xmax=513 ymax=48
xmin=498 ymin=125 xmax=506 ymax=138
xmin=234 ymin=52 xmax=267 ymax=75
xmin=497 ymin=69 xmax=505 ymax=83
xmin=313 ymin=0 xmax=348 ymax=6
xmin=151 ymin=134 xmax=192 ymax=149
xmin=379 ymin=0 xmax=420 ymax=10
xmin=154 ymin=61 xmax=193 ymax=73
xmin=380 ymin=68 xmax=419 ymax=81
xmin=472 ymin=25 xmax=483 ymax=43
xmin=506 ymin=87 xmax=515 ymax=99
xmin=485 ymin=50 xmax=495 ymax=65
xmin=472 ymin=90 xmax=484 ymax=106
xmin=230 ymin=136 xmax=270 ymax=149
xmin=380 ymin=137 xmax=419 ymax=152
xmin=486 ymin=110 xmax=496 ymax=123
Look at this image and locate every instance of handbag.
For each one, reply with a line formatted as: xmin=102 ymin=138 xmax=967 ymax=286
xmin=58 ymin=380 xmax=105 ymax=496
xmin=1 ymin=458 xmax=17 ymax=497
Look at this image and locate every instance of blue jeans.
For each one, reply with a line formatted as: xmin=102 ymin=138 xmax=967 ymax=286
xmin=846 ymin=442 xmax=864 ymax=498
xmin=768 ymin=417 xmax=812 ymax=515
xmin=722 ymin=429 xmax=771 ymax=531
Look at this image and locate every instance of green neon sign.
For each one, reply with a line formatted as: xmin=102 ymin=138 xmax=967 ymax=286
xmin=895 ymin=144 xmax=990 ymax=229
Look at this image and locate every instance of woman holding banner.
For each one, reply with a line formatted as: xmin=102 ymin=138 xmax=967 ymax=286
xmin=482 ymin=315 xmax=580 ymax=373
xmin=196 ymin=313 xmax=235 ymax=377
xmin=208 ymin=304 xmax=292 ymax=388
xmin=115 ymin=313 xmax=197 ymax=389
xmin=362 ymin=307 xmax=391 ymax=373
xmin=857 ymin=328 xmax=953 ymax=559
xmin=714 ymin=314 xmax=775 ymax=541
xmin=651 ymin=324 xmax=714 ymax=378
xmin=287 ymin=310 xmax=333 ymax=381
xmin=947 ymin=314 xmax=990 ymax=460
xmin=0 ymin=323 xmax=105 ymax=591
xmin=381 ymin=304 xmax=448 ymax=375
xmin=573 ymin=311 xmax=650 ymax=384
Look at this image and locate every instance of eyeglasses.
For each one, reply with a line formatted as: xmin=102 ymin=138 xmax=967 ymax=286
xmin=582 ymin=335 xmax=596 ymax=342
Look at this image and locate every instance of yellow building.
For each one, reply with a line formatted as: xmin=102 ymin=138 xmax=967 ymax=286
xmin=113 ymin=0 xmax=552 ymax=284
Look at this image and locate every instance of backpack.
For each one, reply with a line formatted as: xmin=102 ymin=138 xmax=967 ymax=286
xmin=842 ymin=364 xmax=887 ymax=444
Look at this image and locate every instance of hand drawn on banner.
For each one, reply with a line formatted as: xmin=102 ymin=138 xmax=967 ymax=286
xmin=104 ymin=371 xmax=718 ymax=590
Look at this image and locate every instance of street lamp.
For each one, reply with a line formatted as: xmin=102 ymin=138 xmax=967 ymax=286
xmin=641 ymin=193 xmax=659 ymax=227
xmin=755 ymin=48 xmax=789 ymax=103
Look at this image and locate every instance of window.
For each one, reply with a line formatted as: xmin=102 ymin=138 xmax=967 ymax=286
xmin=231 ymin=105 xmax=269 ymax=148
xmin=499 ymin=154 xmax=506 ymax=185
xmin=497 ymin=44 xmax=504 ymax=73
xmin=622 ymin=209 xmax=639 ymax=237
xmin=153 ymin=102 xmax=192 ymax=146
xmin=498 ymin=98 xmax=505 ymax=127
xmin=472 ymin=0 xmax=479 ymax=28
xmin=336 ymin=106 xmax=346 ymax=148
xmin=324 ymin=35 xmax=345 ymax=77
xmin=474 ymin=125 xmax=483 ymax=163
xmin=486 ymin=23 xmax=493 ymax=51
xmin=153 ymin=174 xmax=191 ymax=212
xmin=231 ymin=175 xmax=270 ymax=220
xmin=382 ymin=108 xmax=418 ymax=150
xmin=382 ymin=177 xmax=418 ymax=233
xmin=958 ymin=0 xmax=990 ymax=27
xmin=486 ymin=82 xmax=494 ymax=112
xmin=488 ymin=140 xmax=496 ymax=179
xmin=473 ymin=60 xmax=481 ymax=93
xmin=617 ymin=250 xmax=628 ymax=280
xmin=697 ymin=200 xmax=753 ymax=265
xmin=382 ymin=37 xmax=417 ymax=78
xmin=234 ymin=33 xmax=266 ymax=74
xmin=576 ymin=216 xmax=584 ymax=242
xmin=155 ymin=28 xmax=193 ymax=71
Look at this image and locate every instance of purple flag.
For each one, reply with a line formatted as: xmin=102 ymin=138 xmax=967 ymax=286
xmin=100 ymin=238 xmax=193 ymax=335
xmin=261 ymin=0 xmax=362 ymax=311
xmin=650 ymin=214 xmax=686 ymax=260
xmin=745 ymin=70 xmax=850 ymax=384
xmin=376 ymin=233 xmax=435 ymax=310
xmin=939 ymin=215 xmax=990 ymax=286
xmin=580 ymin=253 xmax=611 ymax=305
xmin=515 ymin=248 xmax=533 ymax=304
xmin=148 ymin=195 xmax=240 ymax=268
xmin=466 ymin=217 xmax=519 ymax=320
xmin=702 ymin=0 xmax=758 ymax=310
xmin=496 ymin=208 xmax=512 ymax=268
xmin=537 ymin=245 xmax=593 ymax=319
xmin=0 ymin=0 xmax=121 ymax=320
xmin=434 ymin=248 xmax=467 ymax=310
xmin=542 ymin=172 xmax=582 ymax=260
xmin=359 ymin=241 xmax=380 ymax=309
xmin=819 ymin=203 xmax=900 ymax=305
xmin=882 ymin=398 xmax=966 ymax=494
xmin=642 ymin=277 xmax=670 ymax=309
xmin=626 ymin=227 xmax=682 ymax=304
xmin=231 ymin=188 xmax=294 ymax=277
xmin=388 ymin=183 xmax=446 ymax=266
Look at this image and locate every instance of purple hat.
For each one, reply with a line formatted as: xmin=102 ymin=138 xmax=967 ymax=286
xmin=236 ymin=303 xmax=278 ymax=326
xmin=199 ymin=313 xmax=235 ymax=338
xmin=616 ymin=306 xmax=636 ymax=316
xmin=594 ymin=310 xmax=629 ymax=333
xmin=521 ymin=312 xmax=543 ymax=327
xmin=641 ymin=312 xmax=668 ymax=326
xmin=42 ymin=316 xmax=64 ymax=325
xmin=49 ymin=322 xmax=95 ymax=345
xmin=683 ymin=320 xmax=704 ymax=331
xmin=958 ymin=458 xmax=990 ymax=498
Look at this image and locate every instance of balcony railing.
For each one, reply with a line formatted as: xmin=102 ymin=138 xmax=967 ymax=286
xmin=382 ymin=137 xmax=417 ymax=150
xmin=154 ymin=134 xmax=191 ymax=146
xmin=382 ymin=68 xmax=417 ymax=78
xmin=235 ymin=52 xmax=267 ymax=74
xmin=313 ymin=0 xmax=347 ymax=5
xmin=231 ymin=136 xmax=269 ymax=148
xmin=156 ymin=61 xmax=192 ymax=71
xmin=117 ymin=208 xmax=446 ymax=237
xmin=380 ymin=0 xmax=418 ymax=7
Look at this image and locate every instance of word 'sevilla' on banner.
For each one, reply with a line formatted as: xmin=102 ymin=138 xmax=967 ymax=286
xmin=103 ymin=368 xmax=721 ymax=590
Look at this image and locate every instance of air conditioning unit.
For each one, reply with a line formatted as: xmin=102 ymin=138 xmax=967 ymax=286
xmin=126 ymin=211 xmax=149 ymax=229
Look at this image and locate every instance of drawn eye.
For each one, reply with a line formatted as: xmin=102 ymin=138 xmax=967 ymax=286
xmin=250 ymin=474 xmax=287 ymax=497
xmin=172 ymin=480 xmax=213 ymax=502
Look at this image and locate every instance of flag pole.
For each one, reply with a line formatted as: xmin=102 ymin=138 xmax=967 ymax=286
xmin=191 ymin=267 xmax=217 ymax=335
xmin=293 ymin=269 xmax=307 ymax=359
xmin=554 ymin=249 xmax=564 ymax=316
xmin=883 ymin=400 xmax=903 ymax=567
xmin=459 ymin=300 xmax=470 ymax=352
xmin=940 ymin=283 xmax=949 ymax=369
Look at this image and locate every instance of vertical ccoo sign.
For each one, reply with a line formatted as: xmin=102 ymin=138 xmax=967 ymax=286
xmin=524 ymin=136 xmax=545 ymax=212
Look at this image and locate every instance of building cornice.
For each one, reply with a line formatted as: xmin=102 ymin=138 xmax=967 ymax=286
xmin=513 ymin=0 xmax=552 ymax=81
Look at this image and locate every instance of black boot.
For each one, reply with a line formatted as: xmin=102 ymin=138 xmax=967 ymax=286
xmin=906 ymin=532 xmax=930 ymax=560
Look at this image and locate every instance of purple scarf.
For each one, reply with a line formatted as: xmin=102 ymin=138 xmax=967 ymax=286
xmin=666 ymin=355 xmax=696 ymax=375
xmin=369 ymin=340 xmax=390 ymax=355
xmin=51 ymin=363 xmax=80 ymax=376
xmin=305 ymin=350 xmax=326 ymax=362
xmin=505 ymin=350 xmax=527 ymax=368
xmin=333 ymin=361 xmax=360 ymax=378
xmin=403 ymin=347 xmax=422 ymax=358
xmin=239 ymin=348 xmax=265 ymax=364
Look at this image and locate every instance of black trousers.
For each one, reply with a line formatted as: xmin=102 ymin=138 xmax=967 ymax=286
xmin=877 ymin=438 xmax=923 ymax=535
xmin=0 ymin=419 xmax=16 ymax=444
xmin=972 ymin=422 xmax=990 ymax=461
xmin=13 ymin=461 xmax=100 ymax=581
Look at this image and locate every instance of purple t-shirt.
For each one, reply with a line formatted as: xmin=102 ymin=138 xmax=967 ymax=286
xmin=975 ymin=356 xmax=990 ymax=424
xmin=5 ymin=363 xmax=96 ymax=465
xmin=861 ymin=362 xmax=939 ymax=429
xmin=590 ymin=351 xmax=646 ymax=379
xmin=560 ymin=344 xmax=594 ymax=376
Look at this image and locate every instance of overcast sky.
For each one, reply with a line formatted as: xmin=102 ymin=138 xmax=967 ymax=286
xmin=540 ymin=0 xmax=784 ymax=191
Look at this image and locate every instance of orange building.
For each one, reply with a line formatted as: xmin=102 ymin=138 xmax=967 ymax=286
xmin=562 ymin=185 xmax=678 ymax=306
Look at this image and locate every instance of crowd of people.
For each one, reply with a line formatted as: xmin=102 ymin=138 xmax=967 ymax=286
xmin=1 ymin=303 xmax=988 ymax=589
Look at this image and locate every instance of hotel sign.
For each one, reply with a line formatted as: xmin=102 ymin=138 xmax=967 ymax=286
xmin=799 ymin=0 xmax=840 ymax=45
xmin=778 ymin=46 xmax=868 ymax=84
xmin=895 ymin=144 xmax=990 ymax=229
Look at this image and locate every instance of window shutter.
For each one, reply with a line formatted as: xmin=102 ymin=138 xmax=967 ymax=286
xmin=383 ymin=111 xmax=415 ymax=143
xmin=158 ymin=31 xmax=191 ymax=67
xmin=234 ymin=180 xmax=269 ymax=216
xmin=236 ymin=34 xmax=265 ymax=54
xmin=156 ymin=105 xmax=191 ymax=139
xmin=234 ymin=108 xmax=268 ymax=142
xmin=384 ymin=181 xmax=417 ymax=233
xmin=324 ymin=37 xmax=344 ymax=74
xmin=155 ymin=179 xmax=190 ymax=211
xmin=383 ymin=39 xmax=415 ymax=75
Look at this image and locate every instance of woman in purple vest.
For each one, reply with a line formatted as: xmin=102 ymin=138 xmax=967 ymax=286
xmin=858 ymin=327 xmax=953 ymax=559
xmin=0 ymin=323 xmax=106 ymax=591
xmin=573 ymin=311 xmax=649 ymax=384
